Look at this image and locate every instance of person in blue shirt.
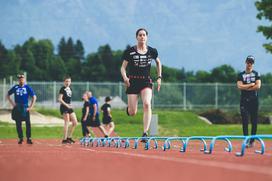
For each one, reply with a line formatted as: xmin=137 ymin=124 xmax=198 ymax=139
xmin=86 ymin=91 xmax=108 ymax=137
xmin=6 ymin=74 xmax=37 ymax=144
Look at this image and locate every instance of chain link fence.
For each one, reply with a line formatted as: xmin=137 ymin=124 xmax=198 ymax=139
xmin=1 ymin=80 xmax=272 ymax=110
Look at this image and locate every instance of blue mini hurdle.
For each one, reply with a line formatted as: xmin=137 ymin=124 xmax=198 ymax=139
xmin=79 ymin=134 xmax=272 ymax=157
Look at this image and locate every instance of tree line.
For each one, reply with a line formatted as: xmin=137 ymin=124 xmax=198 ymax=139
xmin=0 ymin=37 xmax=272 ymax=83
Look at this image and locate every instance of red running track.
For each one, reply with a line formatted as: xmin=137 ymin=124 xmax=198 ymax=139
xmin=0 ymin=139 xmax=271 ymax=181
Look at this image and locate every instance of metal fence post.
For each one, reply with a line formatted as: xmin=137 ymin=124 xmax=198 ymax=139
xmin=86 ymin=81 xmax=90 ymax=91
xmin=9 ymin=76 xmax=13 ymax=88
xmin=183 ymin=82 xmax=187 ymax=110
xmin=2 ymin=78 xmax=6 ymax=108
xmin=215 ymin=82 xmax=218 ymax=109
xmin=24 ymin=72 xmax=27 ymax=83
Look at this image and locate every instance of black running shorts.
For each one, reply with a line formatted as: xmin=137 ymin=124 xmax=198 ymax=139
xmin=126 ymin=78 xmax=153 ymax=94
xmin=60 ymin=104 xmax=74 ymax=115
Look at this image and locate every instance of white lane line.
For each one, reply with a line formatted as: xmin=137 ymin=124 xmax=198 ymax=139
xmin=79 ymin=148 xmax=272 ymax=176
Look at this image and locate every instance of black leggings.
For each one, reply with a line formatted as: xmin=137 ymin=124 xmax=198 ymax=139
xmin=240 ymin=97 xmax=258 ymax=143
xmin=81 ymin=120 xmax=90 ymax=136
xmin=15 ymin=112 xmax=31 ymax=139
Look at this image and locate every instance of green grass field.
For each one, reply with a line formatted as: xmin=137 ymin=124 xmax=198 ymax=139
xmin=0 ymin=108 xmax=271 ymax=139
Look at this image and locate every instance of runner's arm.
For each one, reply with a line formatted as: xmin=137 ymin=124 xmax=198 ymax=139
xmin=58 ymin=94 xmax=71 ymax=109
xmin=155 ymin=57 xmax=162 ymax=91
xmin=247 ymin=80 xmax=261 ymax=91
xmin=83 ymin=106 xmax=89 ymax=121
xmin=27 ymin=95 xmax=37 ymax=111
xmin=121 ymin=61 xmax=130 ymax=87
xmin=108 ymin=107 xmax=112 ymax=118
xmin=237 ymin=81 xmax=255 ymax=90
xmin=92 ymin=104 xmax=97 ymax=120
xmin=6 ymin=94 xmax=16 ymax=108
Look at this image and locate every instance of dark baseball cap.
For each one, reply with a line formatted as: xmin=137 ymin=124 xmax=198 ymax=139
xmin=246 ymin=55 xmax=255 ymax=64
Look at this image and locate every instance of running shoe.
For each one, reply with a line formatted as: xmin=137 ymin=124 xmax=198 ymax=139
xmin=27 ymin=139 xmax=33 ymax=144
xmin=67 ymin=138 xmax=75 ymax=144
xmin=62 ymin=139 xmax=69 ymax=144
xmin=140 ymin=132 xmax=148 ymax=143
xmin=18 ymin=139 xmax=23 ymax=144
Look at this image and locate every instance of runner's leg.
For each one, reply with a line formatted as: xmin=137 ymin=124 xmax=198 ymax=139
xmin=63 ymin=113 xmax=70 ymax=140
xmin=127 ymin=94 xmax=138 ymax=116
xmin=107 ymin=122 xmax=115 ymax=136
xmin=141 ymin=88 xmax=152 ymax=133
xmin=68 ymin=112 xmax=78 ymax=138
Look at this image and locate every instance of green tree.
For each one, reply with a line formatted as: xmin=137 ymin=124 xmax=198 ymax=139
xmin=262 ymin=73 xmax=272 ymax=83
xmin=98 ymin=44 xmax=114 ymax=80
xmin=84 ymin=53 xmax=106 ymax=81
xmin=185 ymin=71 xmax=196 ymax=82
xmin=66 ymin=58 xmax=81 ymax=80
xmin=66 ymin=37 xmax=75 ymax=61
xmin=0 ymin=41 xmax=9 ymax=78
xmin=112 ymin=49 xmax=124 ymax=81
xmin=58 ymin=37 xmax=67 ymax=61
xmin=160 ymin=65 xmax=177 ymax=82
xmin=32 ymin=39 xmax=54 ymax=80
xmin=210 ymin=64 xmax=236 ymax=83
xmin=58 ymin=37 xmax=76 ymax=62
xmin=255 ymin=0 xmax=272 ymax=53
xmin=58 ymin=37 xmax=81 ymax=80
xmin=48 ymin=56 xmax=67 ymax=81
xmin=15 ymin=38 xmax=37 ymax=80
xmin=178 ymin=68 xmax=187 ymax=82
xmin=32 ymin=40 xmax=53 ymax=69
xmin=195 ymin=70 xmax=211 ymax=82
xmin=6 ymin=51 xmax=20 ymax=77
xmin=74 ymin=40 xmax=85 ymax=61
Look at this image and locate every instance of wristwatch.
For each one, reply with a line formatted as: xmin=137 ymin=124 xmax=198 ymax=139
xmin=157 ymin=76 xmax=162 ymax=80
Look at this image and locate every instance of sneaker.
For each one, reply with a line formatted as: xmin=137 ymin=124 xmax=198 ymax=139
xmin=18 ymin=139 xmax=23 ymax=144
xmin=62 ymin=139 xmax=68 ymax=144
xmin=27 ymin=139 xmax=33 ymax=144
xmin=141 ymin=132 xmax=148 ymax=143
xmin=67 ymin=138 xmax=75 ymax=144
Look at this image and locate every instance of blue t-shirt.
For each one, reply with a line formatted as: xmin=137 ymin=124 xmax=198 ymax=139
xmin=89 ymin=97 xmax=99 ymax=117
xmin=8 ymin=84 xmax=35 ymax=105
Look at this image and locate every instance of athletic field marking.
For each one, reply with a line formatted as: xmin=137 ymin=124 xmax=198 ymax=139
xmin=79 ymin=148 xmax=272 ymax=176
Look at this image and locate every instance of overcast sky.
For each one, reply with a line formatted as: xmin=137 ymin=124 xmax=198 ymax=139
xmin=0 ymin=0 xmax=271 ymax=73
